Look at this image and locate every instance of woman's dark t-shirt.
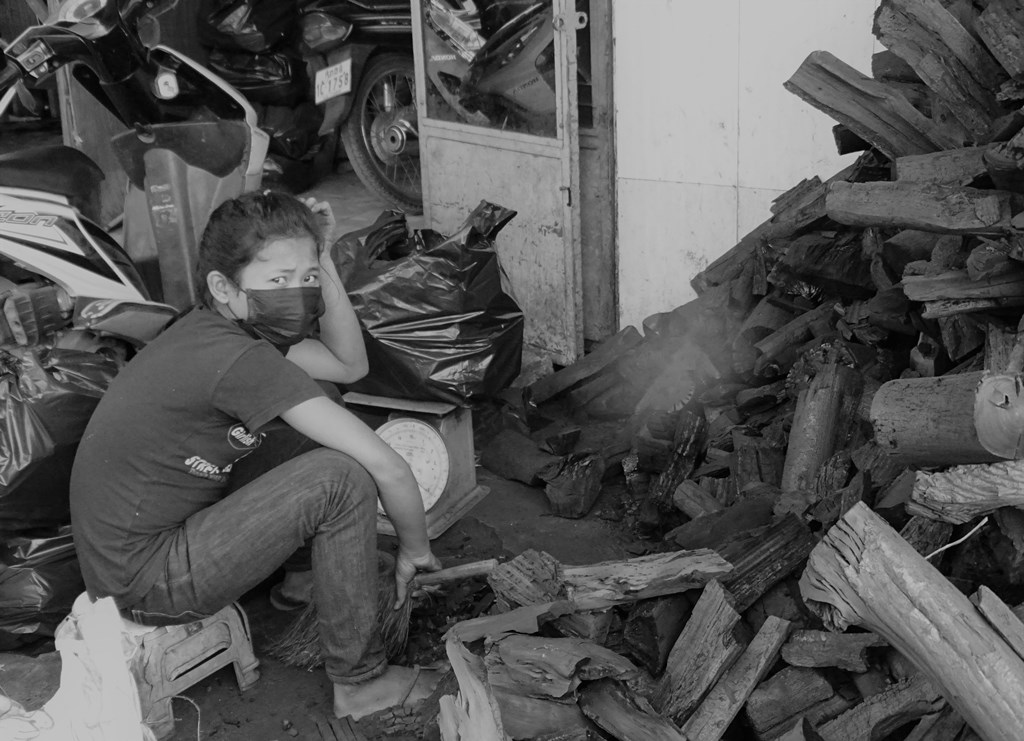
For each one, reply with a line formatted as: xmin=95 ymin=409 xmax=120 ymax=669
xmin=70 ymin=307 xmax=324 ymax=605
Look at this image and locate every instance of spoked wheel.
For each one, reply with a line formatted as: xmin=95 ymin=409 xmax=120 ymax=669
xmin=340 ymin=53 xmax=423 ymax=214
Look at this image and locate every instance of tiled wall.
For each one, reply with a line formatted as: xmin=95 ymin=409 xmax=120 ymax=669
xmin=613 ymin=0 xmax=881 ymax=329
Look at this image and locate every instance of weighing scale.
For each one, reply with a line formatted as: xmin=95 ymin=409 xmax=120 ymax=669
xmin=342 ymin=391 xmax=490 ymax=540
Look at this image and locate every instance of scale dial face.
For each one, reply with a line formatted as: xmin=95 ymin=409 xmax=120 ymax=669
xmin=375 ymin=417 xmax=451 ymax=515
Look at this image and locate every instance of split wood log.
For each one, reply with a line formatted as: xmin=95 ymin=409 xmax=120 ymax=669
xmin=781 ymin=363 xmax=863 ymax=494
xmin=784 ymin=51 xmax=956 ymax=159
xmin=799 ymin=502 xmax=1024 ymax=741
xmin=561 ymin=549 xmax=734 ymax=610
xmin=578 ymin=679 xmax=687 ymax=741
xmin=774 ymin=718 xmax=825 ymax=741
xmin=438 ymin=636 xmax=507 ymax=741
xmin=745 ymin=666 xmax=835 ymax=737
xmin=669 ymin=491 xmax=777 ymax=552
xmin=733 ymin=437 xmax=785 ymax=493
xmin=529 ymin=326 xmax=642 ymax=404
xmin=479 ymin=429 xmax=560 ymax=485
xmin=970 ymin=586 xmax=1024 ymax=664
xmin=541 ymin=453 xmax=607 ymax=519
xmin=976 ymin=0 xmax=1024 ymax=79
xmin=446 ymin=602 xmax=576 ymax=644
xmin=899 ymin=516 xmax=954 ymax=559
xmin=894 ymin=146 xmax=988 ymax=185
xmin=827 ymin=182 xmax=1022 ymax=235
xmin=754 ymin=302 xmax=837 ymax=375
xmin=993 ymin=507 xmax=1024 ymax=582
xmin=622 ymin=595 xmax=692 ymax=677
xmin=486 ymin=548 xmax=735 ymax=612
xmin=738 ymin=296 xmax=799 ymax=344
xmin=486 ymin=633 xmax=638 ymax=701
xmin=910 ymin=459 xmax=1024 ymax=523
xmin=873 ymin=0 xmax=1004 ymax=140
xmin=872 ymin=48 xmax=921 ymax=81
xmin=770 ymin=231 xmax=874 ymax=300
xmin=672 ymin=481 xmax=724 ymax=519
xmin=759 ymin=695 xmax=858 ymax=741
xmin=646 ymin=412 xmax=708 ymax=510
xmin=653 ymin=581 xmax=748 ymax=723
xmin=850 ymin=442 xmax=906 ymax=490
xmin=921 ymin=296 xmax=1024 ymax=319
xmin=902 ymin=268 xmax=1024 ymax=301
xmin=817 ymin=674 xmax=944 ymax=741
xmin=903 ymin=706 xmax=966 ymax=741
xmin=870 ymin=372 xmax=1005 ymax=465
xmin=680 ymin=616 xmax=792 ymax=741
xmin=985 ymin=322 xmax=1019 ymax=372
xmin=781 ymin=630 xmax=888 ymax=673
xmin=938 ymin=315 xmax=985 ymax=361
xmin=486 ymin=688 xmax=588 ymax=740
xmin=692 ymin=173 xmax=840 ymax=293
xmin=719 ymin=514 xmax=818 ymax=612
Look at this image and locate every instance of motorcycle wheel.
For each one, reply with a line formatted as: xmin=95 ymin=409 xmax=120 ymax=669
xmin=340 ymin=53 xmax=423 ymax=214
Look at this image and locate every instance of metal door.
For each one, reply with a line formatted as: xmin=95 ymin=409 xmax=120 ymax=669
xmin=412 ymin=0 xmax=584 ymax=365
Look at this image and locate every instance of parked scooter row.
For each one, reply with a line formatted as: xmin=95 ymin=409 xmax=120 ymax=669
xmin=0 ymin=0 xmax=269 ymax=353
xmin=218 ymin=0 xmax=576 ymax=212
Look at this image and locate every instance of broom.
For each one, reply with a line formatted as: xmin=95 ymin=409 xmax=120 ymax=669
xmin=267 ymin=558 xmax=498 ymax=670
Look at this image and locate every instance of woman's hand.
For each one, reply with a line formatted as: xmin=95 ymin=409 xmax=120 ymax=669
xmin=302 ymin=196 xmax=336 ymax=240
xmin=393 ymin=547 xmax=443 ymax=609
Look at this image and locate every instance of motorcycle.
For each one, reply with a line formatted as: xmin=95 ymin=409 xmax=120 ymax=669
xmin=297 ymin=0 xmax=421 ymax=212
xmin=0 ymin=0 xmax=271 ymax=349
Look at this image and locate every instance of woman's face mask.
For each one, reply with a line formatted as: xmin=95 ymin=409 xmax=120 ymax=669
xmin=237 ymin=286 xmax=324 ymax=348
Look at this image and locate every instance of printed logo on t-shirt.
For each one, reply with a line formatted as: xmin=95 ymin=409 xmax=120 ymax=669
xmin=227 ymin=423 xmax=263 ymax=451
xmin=184 ymin=455 xmax=233 ymax=483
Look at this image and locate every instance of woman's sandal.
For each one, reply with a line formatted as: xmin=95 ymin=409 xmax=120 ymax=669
xmin=268 ymin=582 xmax=309 ymax=612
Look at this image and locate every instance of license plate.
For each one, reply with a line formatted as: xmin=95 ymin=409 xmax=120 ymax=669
xmin=314 ymin=58 xmax=352 ymax=104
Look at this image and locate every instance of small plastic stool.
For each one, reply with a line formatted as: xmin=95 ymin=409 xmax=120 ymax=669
xmin=72 ymin=594 xmax=261 ymax=739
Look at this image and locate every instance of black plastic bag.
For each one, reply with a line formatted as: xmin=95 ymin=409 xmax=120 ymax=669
xmin=0 ymin=348 xmax=121 ymax=532
xmin=336 ymin=201 xmax=524 ymax=404
xmin=207 ymin=49 xmax=306 ymax=106
xmin=256 ymin=101 xmax=325 ymax=160
xmin=0 ymin=526 xmax=83 ymax=646
xmin=198 ymin=0 xmax=297 ymax=53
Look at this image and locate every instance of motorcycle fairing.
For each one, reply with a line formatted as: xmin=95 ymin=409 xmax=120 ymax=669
xmin=0 ymin=194 xmax=147 ymax=304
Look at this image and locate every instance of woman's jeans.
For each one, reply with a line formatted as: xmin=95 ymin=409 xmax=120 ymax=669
xmin=124 ymin=436 xmax=387 ymax=685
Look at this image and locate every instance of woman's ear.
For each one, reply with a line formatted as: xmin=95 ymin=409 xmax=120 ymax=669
xmin=206 ymin=270 xmax=237 ymax=304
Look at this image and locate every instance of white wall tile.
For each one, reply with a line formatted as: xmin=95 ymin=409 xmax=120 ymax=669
xmin=616 ymin=179 xmax=738 ymax=330
xmin=737 ymin=186 xmax=786 ymax=238
xmin=613 ymin=0 xmax=741 ymax=186
xmin=737 ymin=0 xmax=879 ymax=190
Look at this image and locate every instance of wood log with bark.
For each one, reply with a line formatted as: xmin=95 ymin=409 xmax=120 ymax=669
xmin=870 ymin=372 xmax=1007 ymax=465
xmin=827 ymin=182 xmax=1023 ymax=235
xmin=744 ymin=666 xmax=836 ymax=738
xmin=816 ymin=674 xmax=945 ymax=741
xmin=799 ymin=502 xmax=1024 ymax=741
xmin=784 ymin=51 xmax=957 ymax=159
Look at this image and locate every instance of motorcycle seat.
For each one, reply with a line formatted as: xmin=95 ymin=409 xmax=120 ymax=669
xmin=0 ymin=145 xmax=104 ymax=219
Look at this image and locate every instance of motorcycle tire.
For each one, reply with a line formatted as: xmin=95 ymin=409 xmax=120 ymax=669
xmin=340 ymin=53 xmax=423 ymax=214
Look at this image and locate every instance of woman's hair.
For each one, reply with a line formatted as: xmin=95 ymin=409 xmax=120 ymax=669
xmin=195 ymin=191 xmax=323 ymax=305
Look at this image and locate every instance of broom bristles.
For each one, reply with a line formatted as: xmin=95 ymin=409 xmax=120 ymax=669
xmin=266 ymin=567 xmax=412 ymax=670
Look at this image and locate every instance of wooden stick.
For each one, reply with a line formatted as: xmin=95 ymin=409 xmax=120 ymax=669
xmin=418 ymin=559 xmax=500 ymax=587
xmin=799 ymin=502 xmax=1024 ymax=741
xmin=653 ymin=581 xmax=747 ymax=723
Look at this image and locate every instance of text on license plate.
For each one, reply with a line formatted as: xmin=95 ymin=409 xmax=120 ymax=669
xmin=314 ymin=59 xmax=352 ymax=104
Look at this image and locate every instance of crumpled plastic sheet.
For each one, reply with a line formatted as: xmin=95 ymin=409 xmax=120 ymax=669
xmin=0 ymin=526 xmax=83 ymax=643
xmin=0 ymin=347 xmax=120 ymax=531
xmin=335 ymin=201 xmax=524 ymax=405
